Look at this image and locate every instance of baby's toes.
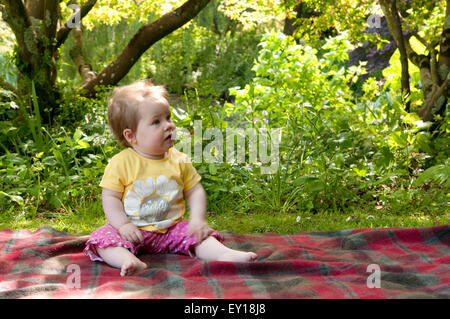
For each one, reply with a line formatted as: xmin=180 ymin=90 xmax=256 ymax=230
xmin=120 ymin=259 xmax=146 ymax=276
xmin=247 ymin=252 xmax=258 ymax=262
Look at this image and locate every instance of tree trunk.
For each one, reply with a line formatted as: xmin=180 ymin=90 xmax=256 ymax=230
xmin=391 ymin=1 xmax=411 ymax=112
xmin=1 ymin=0 xmax=67 ymax=123
xmin=380 ymin=0 xmax=411 ymax=111
xmin=417 ymin=0 xmax=450 ymax=122
xmin=380 ymin=0 xmax=449 ymax=122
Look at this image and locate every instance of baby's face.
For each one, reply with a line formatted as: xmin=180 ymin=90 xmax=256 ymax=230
xmin=129 ymin=96 xmax=176 ymax=159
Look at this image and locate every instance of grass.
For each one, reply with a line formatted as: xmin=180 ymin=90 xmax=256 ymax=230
xmin=0 ymin=200 xmax=106 ymax=235
xmin=207 ymin=209 xmax=448 ymax=234
xmin=1 ymin=198 xmax=448 ymax=235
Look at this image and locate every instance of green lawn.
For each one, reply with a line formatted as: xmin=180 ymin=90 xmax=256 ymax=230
xmin=1 ymin=200 xmax=448 ymax=235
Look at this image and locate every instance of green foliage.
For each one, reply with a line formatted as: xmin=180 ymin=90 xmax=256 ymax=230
xmin=382 ymin=37 xmax=426 ymax=112
xmin=282 ymin=0 xmax=382 ymax=44
xmin=0 ymin=86 xmax=117 ymax=220
xmin=0 ymin=2 xmax=448 ymax=233
xmin=415 ymin=162 xmax=450 ymax=188
xmin=217 ymin=0 xmax=285 ymax=31
xmin=59 ymin=0 xmax=174 ymax=29
xmin=57 ymin=9 xmax=260 ymax=102
xmin=150 ymin=25 xmax=260 ymax=97
xmin=223 ymin=32 xmax=360 ymax=212
xmin=219 ymin=31 xmax=449 ymax=217
xmin=229 ymin=31 xmax=363 ymax=127
xmin=0 ymin=51 xmax=16 ymax=86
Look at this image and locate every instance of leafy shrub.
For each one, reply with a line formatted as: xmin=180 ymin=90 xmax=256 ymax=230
xmin=223 ymin=31 xmax=367 ymax=212
xmin=220 ymin=31 xmax=448 ymax=214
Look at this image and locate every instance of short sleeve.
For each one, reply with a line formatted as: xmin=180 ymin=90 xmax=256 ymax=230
xmin=181 ymin=154 xmax=201 ymax=191
xmin=99 ymin=156 xmax=126 ymax=193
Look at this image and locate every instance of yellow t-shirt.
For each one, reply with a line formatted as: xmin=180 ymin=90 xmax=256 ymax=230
xmin=99 ymin=147 xmax=201 ymax=233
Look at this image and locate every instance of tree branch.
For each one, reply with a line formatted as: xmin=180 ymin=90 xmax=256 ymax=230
xmin=397 ymin=12 xmax=429 ymax=47
xmin=429 ymin=43 xmax=440 ymax=85
xmin=398 ymin=11 xmax=441 ymax=85
xmin=69 ymin=24 xmax=96 ymax=86
xmin=380 ymin=0 xmax=426 ymax=70
xmin=80 ymin=0 xmax=211 ymax=97
xmin=418 ymin=77 xmax=448 ymax=121
xmin=380 ymin=0 xmax=411 ymax=110
xmin=55 ymin=0 xmax=97 ymax=49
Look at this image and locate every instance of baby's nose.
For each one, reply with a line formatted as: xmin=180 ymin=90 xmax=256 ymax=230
xmin=166 ymin=120 xmax=175 ymax=130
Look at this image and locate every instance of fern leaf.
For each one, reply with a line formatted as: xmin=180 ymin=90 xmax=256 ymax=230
xmin=415 ymin=164 xmax=450 ymax=188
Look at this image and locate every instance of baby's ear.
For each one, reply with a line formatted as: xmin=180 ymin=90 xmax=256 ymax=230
xmin=123 ymin=128 xmax=136 ymax=145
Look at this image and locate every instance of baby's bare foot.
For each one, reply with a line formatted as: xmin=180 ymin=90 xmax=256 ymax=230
xmin=120 ymin=259 xmax=147 ymax=276
xmin=218 ymin=250 xmax=258 ymax=262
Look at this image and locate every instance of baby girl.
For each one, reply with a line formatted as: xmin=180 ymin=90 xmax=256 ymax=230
xmin=84 ymin=80 xmax=257 ymax=276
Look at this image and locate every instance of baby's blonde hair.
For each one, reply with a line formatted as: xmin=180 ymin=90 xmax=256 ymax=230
xmin=107 ymin=80 xmax=168 ymax=147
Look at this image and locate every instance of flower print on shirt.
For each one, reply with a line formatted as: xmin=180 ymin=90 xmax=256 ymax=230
xmin=123 ymin=175 xmax=183 ymax=229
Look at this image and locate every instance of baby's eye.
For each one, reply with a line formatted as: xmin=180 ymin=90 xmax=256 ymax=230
xmin=152 ymin=120 xmax=160 ymax=125
xmin=166 ymin=114 xmax=172 ymax=121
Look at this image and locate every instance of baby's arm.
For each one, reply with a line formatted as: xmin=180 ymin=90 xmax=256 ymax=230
xmin=102 ymin=188 xmax=143 ymax=244
xmin=184 ymin=183 xmax=213 ymax=242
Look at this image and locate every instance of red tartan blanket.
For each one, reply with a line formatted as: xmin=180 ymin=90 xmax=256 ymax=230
xmin=0 ymin=225 xmax=448 ymax=299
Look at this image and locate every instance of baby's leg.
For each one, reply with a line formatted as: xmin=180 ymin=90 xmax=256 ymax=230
xmin=97 ymin=246 xmax=147 ymax=276
xmin=195 ymin=236 xmax=257 ymax=262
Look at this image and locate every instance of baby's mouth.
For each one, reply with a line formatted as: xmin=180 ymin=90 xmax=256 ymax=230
xmin=165 ymin=130 xmax=176 ymax=141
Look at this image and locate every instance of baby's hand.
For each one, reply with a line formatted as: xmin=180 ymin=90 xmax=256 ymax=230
xmin=118 ymin=222 xmax=144 ymax=245
xmin=187 ymin=218 xmax=213 ymax=242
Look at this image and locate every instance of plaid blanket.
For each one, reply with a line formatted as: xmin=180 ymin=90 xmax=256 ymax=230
xmin=0 ymin=225 xmax=448 ymax=299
